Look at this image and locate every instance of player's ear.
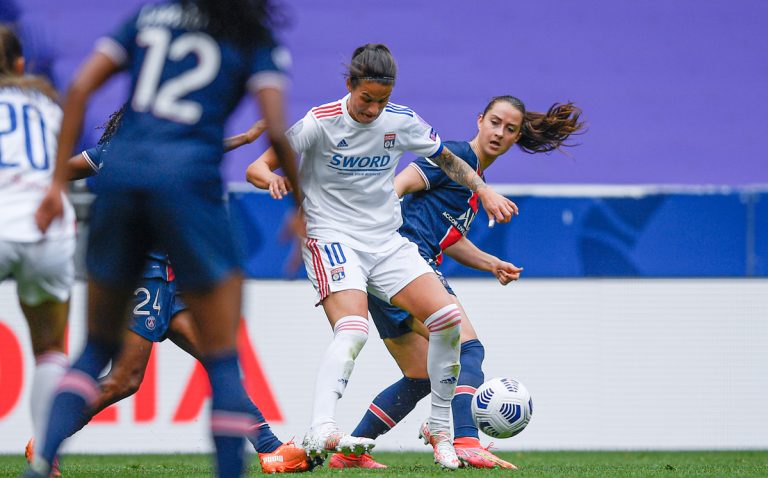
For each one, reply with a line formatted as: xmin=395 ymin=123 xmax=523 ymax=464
xmin=14 ymin=57 xmax=25 ymax=75
xmin=477 ymin=113 xmax=483 ymax=130
xmin=346 ymin=77 xmax=353 ymax=93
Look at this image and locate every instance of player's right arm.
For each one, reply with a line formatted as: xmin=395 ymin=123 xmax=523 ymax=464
xmin=245 ymin=147 xmax=293 ymax=199
xmin=444 ymin=237 xmax=523 ymax=285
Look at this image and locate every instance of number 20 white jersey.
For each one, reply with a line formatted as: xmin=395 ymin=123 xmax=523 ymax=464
xmin=0 ymin=86 xmax=75 ymax=241
xmin=288 ymin=93 xmax=443 ymax=252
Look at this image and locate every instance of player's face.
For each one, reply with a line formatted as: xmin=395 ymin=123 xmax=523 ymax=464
xmin=477 ymin=102 xmax=523 ymax=158
xmin=346 ymin=79 xmax=393 ymax=124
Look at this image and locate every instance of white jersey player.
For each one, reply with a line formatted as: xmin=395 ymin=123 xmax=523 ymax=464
xmin=0 ymin=26 xmax=73 ymax=476
xmin=247 ymin=43 xmax=518 ymax=469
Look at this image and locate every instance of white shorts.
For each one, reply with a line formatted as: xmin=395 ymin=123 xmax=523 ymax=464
xmin=0 ymin=237 xmax=76 ymax=306
xmin=302 ymin=234 xmax=433 ymax=305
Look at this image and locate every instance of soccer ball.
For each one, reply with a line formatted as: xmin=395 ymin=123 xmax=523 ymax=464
xmin=471 ymin=377 xmax=533 ymax=439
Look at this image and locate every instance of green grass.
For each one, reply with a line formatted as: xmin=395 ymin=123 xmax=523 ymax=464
xmin=2 ymin=451 xmax=767 ymax=477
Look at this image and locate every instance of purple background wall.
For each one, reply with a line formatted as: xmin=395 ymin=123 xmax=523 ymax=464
xmin=20 ymin=0 xmax=768 ymax=185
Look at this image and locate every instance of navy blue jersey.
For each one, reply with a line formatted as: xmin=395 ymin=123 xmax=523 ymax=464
xmin=94 ymin=1 xmax=288 ymax=183
xmin=399 ymin=140 xmax=482 ymax=264
xmin=83 ymin=143 xmax=171 ymax=281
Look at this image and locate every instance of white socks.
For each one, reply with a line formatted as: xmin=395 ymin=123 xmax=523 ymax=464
xmin=31 ymin=351 xmax=68 ymax=456
xmin=424 ymin=304 xmax=462 ymax=432
xmin=311 ymin=316 xmax=369 ymax=428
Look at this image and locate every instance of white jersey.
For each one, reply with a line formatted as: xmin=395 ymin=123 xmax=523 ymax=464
xmin=0 ymin=86 xmax=75 ymax=242
xmin=288 ymin=94 xmax=442 ymax=251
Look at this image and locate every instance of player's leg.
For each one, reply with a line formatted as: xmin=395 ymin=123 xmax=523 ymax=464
xmin=7 ymin=237 xmax=74 ymax=477
xmin=31 ymin=192 xmax=147 ymax=477
xmin=330 ymin=324 xmax=429 ymax=470
xmin=165 ymin=303 xmax=310 ymax=473
xmin=447 ymin=297 xmax=516 ymax=469
xmin=299 ymin=239 xmax=375 ymax=456
xmin=348 ymin=296 xmax=431 ymax=442
xmin=371 ymin=238 xmax=461 ymax=469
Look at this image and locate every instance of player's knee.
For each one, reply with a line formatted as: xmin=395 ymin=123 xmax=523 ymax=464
xmin=333 ymin=315 xmax=369 ymax=357
xmin=424 ymin=303 xmax=462 ymax=335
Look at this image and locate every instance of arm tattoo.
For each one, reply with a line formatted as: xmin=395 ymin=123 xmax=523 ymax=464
xmin=433 ymin=148 xmax=486 ymax=191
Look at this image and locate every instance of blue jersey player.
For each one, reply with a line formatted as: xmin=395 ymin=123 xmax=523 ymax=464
xmin=248 ymin=95 xmax=584 ymax=469
xmin=26 ymin=108 xmax=312 ymax=474
xmin=28 ymin=1 xmax=301 ymax=477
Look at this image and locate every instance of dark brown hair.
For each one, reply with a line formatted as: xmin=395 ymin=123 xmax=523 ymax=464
xmin=347 ymin=44 xmax=397 ymax=88
xmin=0 ymin=25 xmax=57 ymax=101
xmin=189 ymin=0 xmax=281 ymax=50
xmin=483 ymin=95 xmax=585 ymax=154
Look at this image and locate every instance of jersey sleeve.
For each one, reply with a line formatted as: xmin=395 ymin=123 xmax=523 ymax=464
xmin=409 ymin=156 xmax=450 ymax=191
xmin=81 ymin=145 xmax=105 ymax=172
xmin=285 ymin=111 xmax=321 ymax=155
xmin=402 ymin=113 xmax=443 ymax=159
xmin=246 ymin=43 xmax=292 ymax=94
xmin=94 ymin=10 xmax=140 ymax=68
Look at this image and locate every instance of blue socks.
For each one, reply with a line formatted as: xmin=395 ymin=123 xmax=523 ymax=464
xmin=352 ymin=376 xmax=431 ymax=439
xmin=204 ymin=351 xmax=258 ymax=477
xmin=243 ymin=401 xmax=282 ymax=453
xmin=41 ymin=338 xmax=117 ymax=466
xmin=453 ymin=339 xmax=485 ymax=439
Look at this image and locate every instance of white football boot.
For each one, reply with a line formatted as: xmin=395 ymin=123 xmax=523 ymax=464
xmin=419 ymin=419 xmax=460 ymax=470
xmin=302 ymin=422 xmax=376 ymax=458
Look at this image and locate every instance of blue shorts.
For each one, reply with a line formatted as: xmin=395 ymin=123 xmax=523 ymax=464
xmin=128 ymin=276 xmax=187 ymax=342
xmin=368 ymin=262 xmax=455 ymax=340
xmin=86 ymin=177 xmax=241 ymax=292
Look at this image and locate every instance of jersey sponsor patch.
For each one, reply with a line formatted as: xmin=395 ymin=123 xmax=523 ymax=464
xmin=337 ymin=138 xmax=349 ymax=148
xmin=384 ymin=133 xmax=396 ymax=149
xmin=429 ymin=128 xmax=438 ymax=141
xmin=330 ymin=266 xmax=345 ymax=281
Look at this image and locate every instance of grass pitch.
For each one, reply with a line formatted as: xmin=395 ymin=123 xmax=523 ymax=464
xmin=1 ymin=451 xmax=767 ymax=477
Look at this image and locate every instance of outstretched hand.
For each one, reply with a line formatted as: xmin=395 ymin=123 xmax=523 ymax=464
xmin=493 ymin=260 xmax=523 ymax=285
xmin=477 ymin=187 xmax=518 ymax=224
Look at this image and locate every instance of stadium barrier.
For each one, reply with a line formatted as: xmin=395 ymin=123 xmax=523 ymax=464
xmin=1 ymin=278 xmax=766 ymax=452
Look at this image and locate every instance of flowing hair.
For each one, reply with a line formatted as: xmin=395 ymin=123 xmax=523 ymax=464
xmin=483 ymin=96 xmax=585 ymax=154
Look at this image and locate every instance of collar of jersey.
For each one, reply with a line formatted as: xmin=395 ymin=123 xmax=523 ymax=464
xmin=340 ymin=93 xmax=384 ymax=129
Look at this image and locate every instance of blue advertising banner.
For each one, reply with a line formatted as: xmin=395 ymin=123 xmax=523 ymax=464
xmin=228 ymin=188 xmax=767 ymax=279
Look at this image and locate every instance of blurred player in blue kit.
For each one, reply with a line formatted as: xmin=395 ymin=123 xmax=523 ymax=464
xmin=24 ymin=109 xmax=312 ymax=474
xmin=249 ymin=95 xmax=584 ymax=469
xmin=26 ymin=1 xmax=301 ymax=477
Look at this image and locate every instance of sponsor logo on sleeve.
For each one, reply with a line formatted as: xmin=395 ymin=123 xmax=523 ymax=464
xmin=429 ymin=128 xmax=438 ymax=141
xmin=384 ymin=133 xmax=396 ymax=149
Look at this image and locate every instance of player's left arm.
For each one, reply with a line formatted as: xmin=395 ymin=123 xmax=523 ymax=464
xmin=444 ymin=236 xmax=523 ymax=285
xmin=223 ymin=119 xmax=267 ymax=153
xmin=431 ymin=146 xmax=519 ymax=223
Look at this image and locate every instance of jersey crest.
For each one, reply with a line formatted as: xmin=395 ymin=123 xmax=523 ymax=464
xmin=384 ymin=133 xmax=396 ymax=149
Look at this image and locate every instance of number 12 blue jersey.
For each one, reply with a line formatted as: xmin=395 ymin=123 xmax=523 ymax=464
xmin=93 ymin=0 xmax=289 ymax=182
